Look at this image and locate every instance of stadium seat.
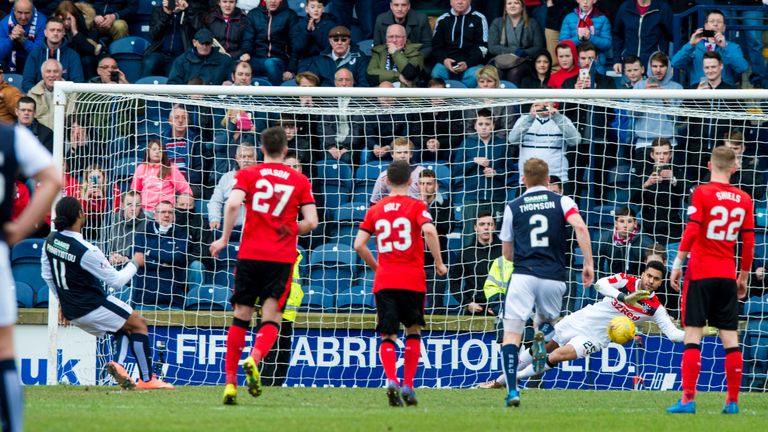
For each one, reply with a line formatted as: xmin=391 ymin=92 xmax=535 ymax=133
xmin=301 ymin=286 xmax=334 ymax=312
xmin=354 ymin=161 xmax=389 ymax=197
xmin=419 ymin=162 xmax=451 ymax=192
xmin=742 ymin=316 xmax=768 ymax=388
xmin=606 ymin=164 xmax=633 ymax=186
xmin=336 ymin=286 xmax=375 ymax=313
xmin=184 ymin=284 xmax=232 ymax=311
xmin=129 ymin=0 xmax=156 ymax=40
xmin=308 ymin=243 xmax=357 ymax=293
xmin=252 ymin=77 xmax=272 ymax=86
xmin=135 ymin=76 xmax=168 ymax=85
xmin=281 ymin=79 xmax=297 ymax=86
xmin=11 ymin=239 xmax=45 ymax=290
xmin=297 ymin=245 xmax=309 ymax=279
xmin=15 ymin=282 xmax=34 ymax=308
xmin=111 ymin=156 xmax=140 ymax=192
xmin=357 ymin=39 xmax=374 ymax=57
xmin=586 ymin=205 xmax=616 ymax=229
xmin=288 ymin=0 xmax=307 ymax=16
xmin=316 ymin=160 xmax=354 ymax=210
xmin=109 ymin=37 xmax=151 ymax=83
xmin=34 ymin=284 xmax=49 ymax=308
xmin=5 ymin=73 xmax=22 ymax=90
xmin=444 ymin=79 xmax=467 ymax=89
xmin=499 ymin=80 xmax=517 ymax=89
xmin=213 ymin=271 xmax=235 ymax=289
xmin=187 ymin=260 xmax=205 ymax=291
xmin=665 ymin=242 xmax=680 ymax=273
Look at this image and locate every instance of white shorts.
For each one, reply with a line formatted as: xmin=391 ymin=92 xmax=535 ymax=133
xmin=0 ymin=243 xmax=17 ymax=327
xmin=552 ymin=314 xmax=609 ymax=359
xmin=71 ymin=295 xmax=133 ymax=337
xmin=503 ymin=273 xmax=567 ymax=325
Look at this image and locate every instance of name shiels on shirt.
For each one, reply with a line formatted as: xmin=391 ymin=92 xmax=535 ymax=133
xmin=519 ymin=193 xmax=555 ymax=212
xmin=716 ymin=191 xmax=742 ymax=202
xmin=47 ymin=238 xmax=77 ymax=262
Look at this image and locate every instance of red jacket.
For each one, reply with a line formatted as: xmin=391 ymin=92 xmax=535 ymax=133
xmin=548 ymin=39 xmax=579 ymax=89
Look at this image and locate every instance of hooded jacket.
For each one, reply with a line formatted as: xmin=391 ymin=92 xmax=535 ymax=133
xmin=167 ymin=47 xmax=233 ymax=85
xmin=548 ymin=39 xmax=578 ymax=89
xmin=632 ymin=52 xmax=683 ymax=147
xmin=0 ymin=5 xmax=47 ymax=73
xmin=21 ymin=38 xmax=84 ymax=92
xmin=242 ymin=1 xmax=300 ymax=69
xmin=431 ymin=6 xmax=488 ymax=66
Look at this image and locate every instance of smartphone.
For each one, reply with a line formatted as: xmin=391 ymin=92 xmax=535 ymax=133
xmin=702 ymin=29 xmax=716 ymax=38
xmin=648 ymin=76 xmax=659 ymax=86
xmin=235 ymin=113 xmax=253 ymax=130
xmin=110 ymin=70 xmax=120 ymax=82
xmin=579 ymin=68 xmax=590 ymax=81
xmin=168 ymin=0 xmax=176 ymax=11
xmin=91 ymin=175 xmax=99 ymax=185
xmin=653 ymin=165 xmax=663 ymax=175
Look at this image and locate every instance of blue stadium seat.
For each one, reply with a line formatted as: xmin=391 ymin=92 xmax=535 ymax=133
xmin=357 ymin=39 xmax=374 ymax=57
xmin=607 ymin=164 xmax=633 ymax=186
xmin=301 ymin=286 xmax=334 ymax=312
xmin=34 ymin=284 xmax=49 ymax=308
xmin=288 ymin=0 xmax=307 ymax=16
xmin=586 ymin=205 xmax=616 ymax=229
xmin=11 ymin=239 xmax=45 ymax=290
xmin=15 ymin=282 xmax=34 ymax=308
xmin=187 ymin=260 xmax=205 ymax=291
xmin=499 ymin=80 xmax=517 ymax=89
xmin=665 ymin=242 xmax=680 ymax=272
xmin=135 ymin=76 xmax=168 ymax=85
xmin=742 ymin=316 xmax=768 ymax=388
xmin=109 ymin=37 xmax=150 ymax=83
xmin=252 ymin=77 xmax=272 ymax=86
xmin=336 ymin=286 xmax=375 ymax=313
xmin=129 ymin=0 xmax=156 ymax=40
xmin=5 ymin=73 xmax=22 ymax=90
xmin=308 ymin=243 xmax=356 ymax=293
xmin=213 ymin=271 xmax=235 ymax=289
xmin=281 ymin=79 xmax=297 ymax=86
xmin=316 ymin=160 xmax=354 ymax=209
xmin=328 ymin=203 xmax=367 ymax=244
xmin=354 ymin=161 xmax=389 ymax=196
xmin=297 ymin=245 xmax=309 ymax=279
xmin=444 ymin=79 xmax=467 ymax=89
xmin=184 ymin=284 xmax=232 ymax=311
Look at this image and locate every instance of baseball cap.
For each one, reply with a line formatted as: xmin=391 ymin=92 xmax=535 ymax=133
xmin=194 ymin=29 xmax=214 ymax=44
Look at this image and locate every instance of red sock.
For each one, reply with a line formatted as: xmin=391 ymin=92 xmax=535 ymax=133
xmin=225 ymin=321 xmax=248 ymax=385
xmin=379 ymin=339 xmax=399 ymax=384
xmin=249 ymin=321 xmax=280 ymax=364
xmin=403 ymin=335 xmax=420 ymax=388
xmin=681 ymin=344 xmax=701 ymax=404
xmin=724 ymin=348 xmax=743 ymax=404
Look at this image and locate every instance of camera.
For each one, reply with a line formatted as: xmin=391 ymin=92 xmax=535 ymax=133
xmin=110 ymin=70 xmax=120 ymax=83
xmin=702 ymin=29 xmax=716 ymax=38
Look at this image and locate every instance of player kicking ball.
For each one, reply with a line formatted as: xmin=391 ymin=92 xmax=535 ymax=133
xmin=667 ymin=146 xmax=754 ymax=415
xmin=479 ymin=261 xmax=683 ymax=387
xmin=41 ymin=197 xmax=174 ymax=390
xmin=354 ymin=160 xmax=447 ymax=407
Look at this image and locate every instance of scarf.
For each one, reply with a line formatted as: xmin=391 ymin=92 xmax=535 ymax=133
xmin=613 ymin=225 xmax=639 ymax=246
xmin=5 ymin=9 xmax=40 ymax=72
xmin=576 ymin=8 xmax=595 ymax=36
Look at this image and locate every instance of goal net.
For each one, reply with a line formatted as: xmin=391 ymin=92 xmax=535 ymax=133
xmin=47 ymin=83 xmax=768 ymax=392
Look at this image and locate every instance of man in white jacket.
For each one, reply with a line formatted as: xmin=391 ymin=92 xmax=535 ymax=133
xmin=207 ymin=143 xmax=256 ymax=231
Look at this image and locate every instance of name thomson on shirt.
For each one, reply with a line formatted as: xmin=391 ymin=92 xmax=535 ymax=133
xmin=519 ymin=201 xmax=556 ymax=212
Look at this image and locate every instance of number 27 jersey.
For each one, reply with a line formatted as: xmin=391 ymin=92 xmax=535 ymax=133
xmin=234 ymin=163 xmax=315 ymax=263
xmin=359 ymin=195 xmax=433 ymax=293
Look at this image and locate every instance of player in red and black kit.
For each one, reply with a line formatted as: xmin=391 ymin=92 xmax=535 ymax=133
xmin=667 ymin=146 xmax=754 ymax=415
xmin=354 ymin=161 xmax=448 ymax=407
xmin=210 ymin=127 xmax=318 ymax=405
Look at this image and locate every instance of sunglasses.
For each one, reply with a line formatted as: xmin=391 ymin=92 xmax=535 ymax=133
xmin=331 ymin=36 xmax=349 ymax=42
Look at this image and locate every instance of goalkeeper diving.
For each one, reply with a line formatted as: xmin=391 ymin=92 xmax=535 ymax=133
xmin=480 ymin=260 xmax=684 ymax=387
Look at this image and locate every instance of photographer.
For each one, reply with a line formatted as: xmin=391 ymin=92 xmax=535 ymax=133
xmin=90 ymin=57 xmax=128 ymax=84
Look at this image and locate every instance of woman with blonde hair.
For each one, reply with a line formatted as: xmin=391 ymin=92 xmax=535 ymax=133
xmin=488 ymin=0 xmax=545 ymax=84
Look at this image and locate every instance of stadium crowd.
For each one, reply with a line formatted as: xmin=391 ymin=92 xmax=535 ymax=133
xmin=5 ymin=0 xmax=768 ymax=319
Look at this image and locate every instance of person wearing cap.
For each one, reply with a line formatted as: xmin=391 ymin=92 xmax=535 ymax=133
xmin=240 ymin=0 xmax=300 ymax=86
xmin=0 ymin=0 xmax=47 ymax=75
xmin=299 ymin=25 xmax=369 ymax=87
xmin=0 ymin=62 xmax=23 ymax=123
xmin=167 ymin=28 xmax=234 ymax=85
xmin=141 ymin=0 xmax=195 ymax=78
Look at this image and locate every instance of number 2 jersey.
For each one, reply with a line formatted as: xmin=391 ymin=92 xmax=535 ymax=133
xmin=359 ymin=195 xmax=433 ymax=293
xmin=681 ymin=181 xmax=754 ymax=281
xmin=234 ymin=163 xmax=315 ymax=264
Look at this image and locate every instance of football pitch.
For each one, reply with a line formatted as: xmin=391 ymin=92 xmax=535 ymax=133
xmin=25 ymin=386 xmax=768 ymax=431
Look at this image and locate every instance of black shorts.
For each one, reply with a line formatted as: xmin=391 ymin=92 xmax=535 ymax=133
xmin=231 ymin=259 xmax=293 ymax=309
xmin=375 ymin=289 xmax=426 ymax=335
xmin=684 ymin=278 xmax=738 ymax=330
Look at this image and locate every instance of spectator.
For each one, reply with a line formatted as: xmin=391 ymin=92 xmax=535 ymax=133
xmin=130 ymin=139 xmax=193 ymax=213
xmin=11 ymin=180 xmax=31 ymax=222
xmin=108 ymin=190 xmax=148 ymax=267
xmin=203 ymin=0 xmax=248 ymax=59
xmin=611 ymin=0 xmax=673 ymax=74
xmin=142 ymin=0 xmax=194 ymax=77
xmin=54 ymin=1 xmax=103 ymax=79
xmin=547 ymin=40 xmax=577 ymax=88
xmin=223 ymin=60 xmax=253 ymax=86
xmin=240 ymin=0 xmax=299 ymax=85
xmin=488 ymin=0 xmax=545 ymax=84
xmin=411 ymin=78 xmax=465 ymax=163
xmin=213 ymin=108 xmax=258 ymax=181
xmin=431 ymin=0 xmax=489 ymax=88
xmin=22 ymin=18 xmax=84 ymax=92
xmin=541 ymin=0 xmax=575 ymax=72
xmin=594 ymin=207 xmax=653 ymax=279
xmin=0 ymin=0 xmax=47 ymax=74
xmin=610 ymin=54 xmax=645 ymax=150
xmin=703 ymin=130 xmax=765 ymax=203
xmin=175 ymin=192 xmax=209 ymax=262
xmin=630 ymin=137 xmax=685 ymax=242
xmin=78 ymin=164 xmax=121 ymax=245
xmin=0 ymin=64 xmax=23 ymax=123
xmin=318 ymin=68 xmax=366 ymax=164
xmin=508 ymin=101 xmax=579 ymax=190
xmin=454 ymin=108 xmax=510 ymax=243
xmin=89 ymin=56 xmax=128 ymax=84
xmin=133 ymin=200 xmax=189 ymax=310
xmin=168 ymin=28 xmax=233 ymax=85
xmin=162 ymin=105 xmax=207 ymax=195
xmin=373 ymin=0 xmax=432 ymax=60
xmin=91 ymin=0 xmax=136 ymax=41
xmin=16 ymin=96 xmax=53 ymax=152
xmin=300 ymin=25 xmax=370 ymax=87
xmin=364 ymin=82 xmax=410 ymax=162
xmin=621 ymin=55 xmax=645 ymax=88
xmin=559 ymin=0 xmax=611 ymax=74
xmin=370 ymin=137 xmax=425 ymax=203
xmin=291 ymin=71 xmax=323 ymax=163
xmin=366 ymin=23 xmax=424 ymax=87
xmin=732 ymin=0 xmax=768 ymax=88
xmin=418 ymin=168 xmax=453 ymax=313
xmin=670 ymin=9 xmax=748 ymax=87
xmin=642 ymin=242 xmax=678 ymax=317
xmin=27 ymin=58 xmax=62 ymax=130
xmin=208 ymin=143 xmax=256 ymax=231
xmin=519 ymin=50 xmax=552 ymax=88
xmin=449 ymin=211 xmax=502 ymax=314
xmin=292 ymin=0 xmax=339 ymax=62
xmin=333 ymin=0 xmax=374 ymax=40
xmin=464 ymin=65 xmax=518 ymax=140
xmin=279 ymin=117 xmax=312 ymax=165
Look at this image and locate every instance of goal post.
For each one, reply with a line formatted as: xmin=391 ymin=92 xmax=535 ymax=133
xmin=47 ymin=82 xmax=768 ymax=391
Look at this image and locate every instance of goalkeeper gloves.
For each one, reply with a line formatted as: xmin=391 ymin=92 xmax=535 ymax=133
xmin=618 ymin=290 xmax=651 ymax=307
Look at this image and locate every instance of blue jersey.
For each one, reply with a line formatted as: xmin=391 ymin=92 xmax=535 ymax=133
xmin=500 ymin=186 xmax=579 ymax=282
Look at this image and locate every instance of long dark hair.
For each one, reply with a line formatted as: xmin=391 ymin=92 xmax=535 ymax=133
xmin=53 ymin=196 xmax=83 ymax=231
xmin=145 ymin=139 xmax=171 ymax=180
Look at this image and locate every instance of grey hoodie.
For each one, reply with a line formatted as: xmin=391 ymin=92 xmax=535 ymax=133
xmin=632 ymin=52 xmax=682 ymax=148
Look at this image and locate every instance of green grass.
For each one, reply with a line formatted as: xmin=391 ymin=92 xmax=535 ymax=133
xmin=25 ymin=386 xmax=768 ymax=432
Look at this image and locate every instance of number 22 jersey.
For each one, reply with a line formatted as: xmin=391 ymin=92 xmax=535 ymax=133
xmin=359 ymin=195 xmax=433 ymax=293
xmin=234 ymin=163 xmax=315 ymax=264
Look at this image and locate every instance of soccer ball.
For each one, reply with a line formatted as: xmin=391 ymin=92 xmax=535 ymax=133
xmin=607 ymin=316 xmax=636 ymax=345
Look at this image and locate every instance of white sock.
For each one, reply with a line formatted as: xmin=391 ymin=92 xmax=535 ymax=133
xmin=518 ymin=362 xmax=552 ymax=380
xmin=517 ymin=348 xmax=533 ymax=371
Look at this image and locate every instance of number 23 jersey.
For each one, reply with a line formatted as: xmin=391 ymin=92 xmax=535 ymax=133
xmin=359 ymin=195 xmax=433 ymax=293
xmin=234 ymin=163 xmax=315 ymax=263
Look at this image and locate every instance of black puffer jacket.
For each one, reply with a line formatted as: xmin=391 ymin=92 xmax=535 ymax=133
xmin=204 ymin=7 xmax=248 ymax=59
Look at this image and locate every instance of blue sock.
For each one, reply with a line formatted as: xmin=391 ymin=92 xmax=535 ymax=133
xmin=501 ymin=344 xmax=519 ymax=393
xmin=130 ymin=333 xmax=153 ymax=382
xmin=0 ymin=358 xmax=23 ymax=432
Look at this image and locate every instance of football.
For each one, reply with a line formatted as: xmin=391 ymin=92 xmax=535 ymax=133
xmin=607 ymin=315 xmax=636 ymax=345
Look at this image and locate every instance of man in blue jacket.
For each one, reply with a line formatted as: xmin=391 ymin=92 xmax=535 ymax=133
xmin=300 ymin=26 xmax=369 ymax=87
xmin=21 ymin=18 xmax=83 ymax=93
xmin=168 ymin=28 xmax=233 ymax=85
xmin=133 ymin=201 xmax=189 ymax=310
xmin=611 ymin=0 xmax=673 ymax=75
xmin=0 ymin=0 xmax=47 ymax=74
xmin=241 ymin=0 xmax=300 ymax=85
